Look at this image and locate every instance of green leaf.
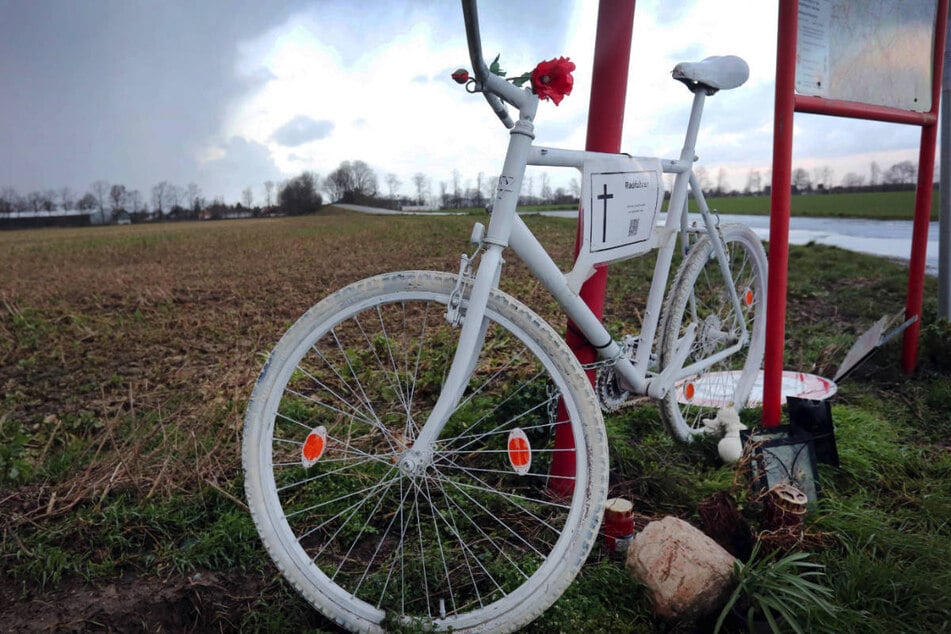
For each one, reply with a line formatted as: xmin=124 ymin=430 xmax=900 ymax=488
xmin=510 ymin=72 xmax=531 ymax=87
xmin=489 ymin=53 xmax=506 ymax=77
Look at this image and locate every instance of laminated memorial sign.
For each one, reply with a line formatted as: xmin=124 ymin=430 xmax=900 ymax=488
xmin=566 ymin=156 xmax=663 ymax=291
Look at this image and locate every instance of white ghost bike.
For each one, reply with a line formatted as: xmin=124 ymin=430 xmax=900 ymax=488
xmin=242 ymin=1 xmax=767 ymax=631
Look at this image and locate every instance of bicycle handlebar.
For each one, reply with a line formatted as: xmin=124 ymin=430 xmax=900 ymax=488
xmin=461 ymin=0 xmax=530 ymax=128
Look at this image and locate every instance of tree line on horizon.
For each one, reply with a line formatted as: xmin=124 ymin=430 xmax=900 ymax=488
xmin=0 ymin=158 xmax=923 ymax=227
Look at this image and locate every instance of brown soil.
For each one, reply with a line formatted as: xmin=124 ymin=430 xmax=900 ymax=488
xmin=0 ymin=570 xmax=276 ymax=632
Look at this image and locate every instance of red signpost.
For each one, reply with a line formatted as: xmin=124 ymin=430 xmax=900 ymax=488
xmin=549 ymin=0 xmax=636 ymax=497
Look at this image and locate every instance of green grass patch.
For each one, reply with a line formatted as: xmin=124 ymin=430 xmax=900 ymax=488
xmin=681 ymin=190 xmax=935 ymax=220
xmin=1 ymin=212 xmax=948 ymax=632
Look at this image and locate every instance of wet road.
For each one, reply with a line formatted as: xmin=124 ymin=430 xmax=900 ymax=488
xmin=542 ymin=211 xmax=940 ymax=274
xmin=336 ymin=205 xmax=940 ymax=274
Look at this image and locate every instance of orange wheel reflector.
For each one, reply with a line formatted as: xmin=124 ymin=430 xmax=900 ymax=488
xmin=302 ymin=426 xmax=327 ymax=468
xmin=684 ymin=382 xmax=696 ymax=401
xmin=743 ymin=288 xmax=754 ymax=307
xmin=507 ymin=428 xmax=532 ymax=475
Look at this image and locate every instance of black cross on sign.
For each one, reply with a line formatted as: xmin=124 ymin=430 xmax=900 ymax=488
xmin=597 ymin=183 xmax=614 ymax=242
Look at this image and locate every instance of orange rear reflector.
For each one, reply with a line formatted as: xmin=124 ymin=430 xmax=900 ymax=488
xmin=302 ymin=426 xmax=327 ymax=468
xmin=684 ymin=382 xmax=696 ymax=401
xmin=507 ymin=428 xmax=531 ymax=475
xmin=743 ymin=288 xmax=754 ymax=307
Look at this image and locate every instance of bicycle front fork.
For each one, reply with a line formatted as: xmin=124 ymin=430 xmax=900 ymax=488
xmin=397 ymin=243 xmax=503 ymax=476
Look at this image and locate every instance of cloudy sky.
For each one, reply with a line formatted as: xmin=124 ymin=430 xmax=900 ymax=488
xmin=0 ymin=0 xmax=931 ymax=206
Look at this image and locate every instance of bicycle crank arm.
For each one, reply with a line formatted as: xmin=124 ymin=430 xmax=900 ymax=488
xmin=647 ymin=323 xmax=697 ymax=400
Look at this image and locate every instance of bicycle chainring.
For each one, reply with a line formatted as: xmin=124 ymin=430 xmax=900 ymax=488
xmin=596 ymin=367 xmax=631 ymax=413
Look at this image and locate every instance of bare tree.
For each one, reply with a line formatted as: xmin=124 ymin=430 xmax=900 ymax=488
xmin=42 ymin=189 xmax=57 ymax=214
xmin=264 ymin=180 xmax=275 ymax=208
xmin=185 ymin=183 xmax=201 ymax=211
xmin=58 ymin=186 xmax=73 ymax=212
xmin=569 ymin=177 xmax=581 ymax=200
xmin=109 ymin=184 xmax=127 ymax=220
xmin=870 ymin=161 xmax=881 ymax=186
xmin=0 ymin=187 xmax=18 ymax=216
xmin=483 ymin=175 xmax=498 ymax=202
xmin=716 ymin=168 xmax=729 ymax=195
xmin=523 ymin=174 xmax=534 ymax=204
xmin=451 ymin=169 xmax=461 ymax=206
xmin=167 ymin=184 xmax=183 ymax=211
xmin=412 ymin=172 xmax=428 ymax=205
xmin=385 ymin=173 xmax=401 ymax=199
xmin=326 ymin=160 xmax=376 ymax=202
xmin=242 ymin=187 xmax=253 ymax=208
xmin=745 ymin=169 xmax=762 ymax=195
xmin=883 ymin=160 xmax=917 ymax=185
xmin=791 ymin=168 xmax=811 ymax=192
xmin=26 ymin=191 xmax=45 ymax=213
xmin=812 ymin=165 xmax=834 ymax=191
xmin=128 ymin=189 xmax=143 ymax=216
xmin=152 ymin=181 xmax=170 ymax=219
xmin=350 ymin=161 xmax=376 ymax=198
xmin=438 ymin=181 xmax=448 ymax=207
xmin=475 ymin=172 xmax=485 ymax=205
xmin=841 ymin=172 xmax=866 ymax=189
xmin=91 ymin=180 xmax=110 ymax=215
xmin=539 ymin=172 xmax=552 ymax=203
xmin=278 ymin=171 xmax=321 ymax=215
xmin=694 ymin=166 xmax=711 ymax=193
xmin=77 ymin=193 xmax=97 ymax=211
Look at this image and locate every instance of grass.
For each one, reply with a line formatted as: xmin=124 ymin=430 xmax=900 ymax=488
xmin=449 ymin=188 xmax=938 ymax=220
xmin=0 ymin=210 xmax=948 ymax=632
xmin=683 ymin=189 xmax=938 ymax=220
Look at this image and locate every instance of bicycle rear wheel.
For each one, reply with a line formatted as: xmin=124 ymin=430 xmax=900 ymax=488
xmin=658 ymin=225 xmax=767 ymax=442
xmin=243 ymin=270 xmax=608 ymax=633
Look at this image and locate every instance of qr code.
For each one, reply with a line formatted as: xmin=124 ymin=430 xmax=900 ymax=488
xmin=628 ymin=218 xmax=640 ymax=237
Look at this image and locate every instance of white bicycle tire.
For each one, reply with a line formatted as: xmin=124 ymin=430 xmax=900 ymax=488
xmin=243 ymin=270 xmax=609 ymax=633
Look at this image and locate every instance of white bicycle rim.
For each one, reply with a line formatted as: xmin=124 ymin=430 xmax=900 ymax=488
xmin=243 ymin=270 xmax=608 ymax=633
xmin=659 ymin=225 xmax=768 ymax=442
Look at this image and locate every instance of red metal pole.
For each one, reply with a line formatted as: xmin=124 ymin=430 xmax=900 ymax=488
xmin=549 ymin=0 xmax=635 ymax=497
xmin=902 ymin=126 xmax=938 ymax=373
xmin=763 ymin=0 xmax=799 ymax=427
xmin=902 ymin=0 xmax=948 ymax=373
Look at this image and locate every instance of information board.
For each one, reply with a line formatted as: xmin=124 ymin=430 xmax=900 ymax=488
xmin=796 ymin=0 xmax=938 ymax=112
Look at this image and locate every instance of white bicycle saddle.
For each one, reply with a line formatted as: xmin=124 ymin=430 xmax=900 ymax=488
xmin=671 ymin=55 xmax=749 ymax=94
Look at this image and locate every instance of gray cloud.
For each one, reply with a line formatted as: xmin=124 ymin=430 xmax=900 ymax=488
xmin=197 ymin=136 xmax=284 ymax=202
xmin=272 ymin=116 xmax=335 ymax=147
xmin=0 ymin=0 xmax=310 ymax=201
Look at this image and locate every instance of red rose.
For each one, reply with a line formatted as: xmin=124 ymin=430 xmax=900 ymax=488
xmin=451 ymin=68 xmax=470 ymax=84
xmin=530 ymin=57 xmax=575 ymax=105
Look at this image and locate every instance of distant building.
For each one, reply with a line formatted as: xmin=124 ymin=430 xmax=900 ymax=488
xmin=0 ymin=208 xmax=132 ymax=230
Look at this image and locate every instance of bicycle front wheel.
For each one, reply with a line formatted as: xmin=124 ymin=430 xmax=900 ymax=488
xmin=659 ymin=225 xmax=767 ymax=442
xmin=243 ymin=270 xmax=608 ymax=633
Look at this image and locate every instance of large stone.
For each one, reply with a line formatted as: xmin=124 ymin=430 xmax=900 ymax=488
xmin=626 ymin=516 xmax=737 ymax=620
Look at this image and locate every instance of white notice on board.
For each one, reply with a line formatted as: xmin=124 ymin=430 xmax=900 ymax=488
xmin=796 ymin=0 xmax=831 ymax=96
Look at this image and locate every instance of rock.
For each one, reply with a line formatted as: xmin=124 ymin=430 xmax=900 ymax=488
xmin=626 ymin=516 xmax=737 ymax=621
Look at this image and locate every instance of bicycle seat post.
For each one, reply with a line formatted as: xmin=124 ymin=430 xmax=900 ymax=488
xmin=666 ymin=89 xmax=707 ymax=228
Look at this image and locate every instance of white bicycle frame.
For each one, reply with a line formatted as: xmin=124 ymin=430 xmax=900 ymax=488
xmin=403 ymin=0 xmax=749 ymax=471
